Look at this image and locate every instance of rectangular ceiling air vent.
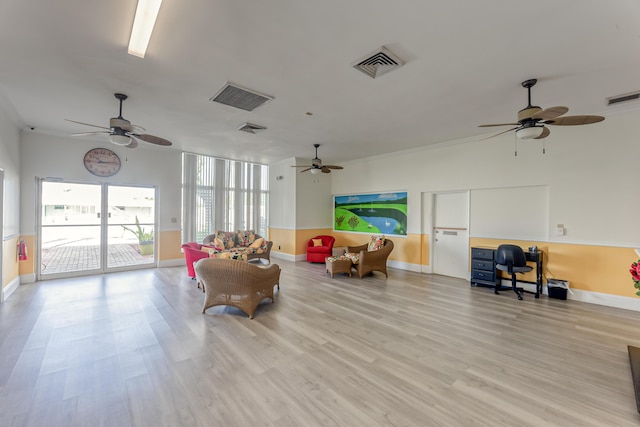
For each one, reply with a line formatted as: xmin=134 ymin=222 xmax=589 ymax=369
xmin=352 ymin=46 xmax=405 ymax=79
xmin=210 ymin=83 xmax=273 ymax=111
xmin=238 ymin=122 xmax=267 ymax=134
xmin=607 ymin=90 xmax=640 ymax=106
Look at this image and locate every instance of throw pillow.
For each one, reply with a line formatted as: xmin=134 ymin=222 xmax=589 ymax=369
xmin=312 ymin=238 xmax=323 ymax=247
xmin=249 ymin=237 xmax=264 ymax=249
xmin=367 ymin=235 xmax=385 ymax=252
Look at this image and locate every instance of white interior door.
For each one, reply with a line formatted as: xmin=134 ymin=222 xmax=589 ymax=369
xmin=433 ymin=191 xmax=469 ymax=279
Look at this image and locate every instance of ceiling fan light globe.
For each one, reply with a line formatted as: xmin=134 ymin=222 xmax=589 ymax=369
xmin=109 ymin=134 xmax=131 ymax=146
xmin=310 ymin=168 xmax=321 ymax=175
xmin=517 ymin=126 xmax=544 ymax=140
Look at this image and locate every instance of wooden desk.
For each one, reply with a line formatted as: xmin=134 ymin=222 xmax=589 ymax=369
xmin=470 ymin=246 xmax=543 ymax=298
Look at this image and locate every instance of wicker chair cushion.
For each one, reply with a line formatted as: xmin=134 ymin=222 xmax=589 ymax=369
xmin=344 ymin=253 xmax=360 ymax=264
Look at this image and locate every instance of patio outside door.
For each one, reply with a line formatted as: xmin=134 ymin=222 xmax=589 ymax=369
xmin=39 ymin=180 xmax=156 ymax=279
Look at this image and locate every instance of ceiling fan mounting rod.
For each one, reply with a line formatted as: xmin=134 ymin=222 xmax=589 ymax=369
xmin=114 ymin=93 xmax=127 ymax=119
xmin=522 ymin=79 xmax=537 ymax=108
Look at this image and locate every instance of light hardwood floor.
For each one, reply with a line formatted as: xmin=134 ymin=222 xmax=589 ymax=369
xmin=1 ymin=259 xmax=640 ymax=426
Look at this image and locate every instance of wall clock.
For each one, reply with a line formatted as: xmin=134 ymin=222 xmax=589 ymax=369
xmin=83 ymin=148 xmax=121 ymax=177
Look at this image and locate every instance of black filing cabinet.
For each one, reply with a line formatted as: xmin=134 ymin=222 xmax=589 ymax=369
xmin=470 ymin=247 xmax=499 ymax=288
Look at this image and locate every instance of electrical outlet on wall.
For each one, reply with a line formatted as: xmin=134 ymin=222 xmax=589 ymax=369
xmin=555 ymin=224 xmax=565 ymax=236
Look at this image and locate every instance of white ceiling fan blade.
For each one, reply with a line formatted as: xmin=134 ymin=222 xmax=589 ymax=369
xmin=479 ymin=126 xmax=519 ymax=141
xmin=71 ymin=131 xmax=111 ymax=137
xmin=65 ymin=119 xmax=111 ymax=131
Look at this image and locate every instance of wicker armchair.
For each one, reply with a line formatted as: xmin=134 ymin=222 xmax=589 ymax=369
xmin=346 ymin=239 xmax=394 ymax=279
xmin=195 ymin=258 xmax=281 ymax=319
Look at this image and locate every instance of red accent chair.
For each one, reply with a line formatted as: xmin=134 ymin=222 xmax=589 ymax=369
xmin=306 ymin=235 xmax=335 ymax=263
xmin=182 ymin=242 xmax=210 ymax=278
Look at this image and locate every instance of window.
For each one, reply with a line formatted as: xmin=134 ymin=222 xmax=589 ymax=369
xmin=182 ymin=153 xmax=269 ymax=242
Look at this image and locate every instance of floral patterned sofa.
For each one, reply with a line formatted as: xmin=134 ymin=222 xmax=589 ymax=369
xmin=202 ymin=230 xmax=273 ymax=263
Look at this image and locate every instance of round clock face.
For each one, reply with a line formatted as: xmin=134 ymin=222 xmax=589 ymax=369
xmin=83 ymin=148 xmax=121 ymax=177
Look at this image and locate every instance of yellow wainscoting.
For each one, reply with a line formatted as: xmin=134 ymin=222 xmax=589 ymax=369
xmin=158 ymin=230 xmax=182 ymax=261
xmin=333 ymin=231 xmax=421 ymax=265
xmin=3 ymin=236 xmax=21 ymax=287
xmin=470 ymin=237 xmax=638 ymax=298
xmin=267 ymin=228 xmax=297 ymax=255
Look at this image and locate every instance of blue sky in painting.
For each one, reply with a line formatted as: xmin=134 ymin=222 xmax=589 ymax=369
xmin=335 ymin=192 xmax=407 ymax=205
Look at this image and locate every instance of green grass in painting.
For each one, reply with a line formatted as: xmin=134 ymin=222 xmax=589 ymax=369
xmin=334 ymin=207 xmax=382 ymax=233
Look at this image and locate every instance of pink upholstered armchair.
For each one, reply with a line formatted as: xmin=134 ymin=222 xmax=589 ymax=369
xmin=306 ymin=235 xmax=335 ymax=263
xmin=182 ymin=242 xmax=210 ymax=278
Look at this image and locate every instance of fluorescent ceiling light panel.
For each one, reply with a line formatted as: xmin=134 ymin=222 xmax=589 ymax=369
xmin=128 ymin=0 xmax=163 ymax=58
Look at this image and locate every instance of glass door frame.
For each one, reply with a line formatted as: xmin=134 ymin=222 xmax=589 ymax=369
xmin=36 ymin=178 xmax=158 ymax=280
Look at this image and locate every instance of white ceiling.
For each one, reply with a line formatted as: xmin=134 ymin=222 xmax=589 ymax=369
xmin=1 ymin=0 xmax=639 ymax=166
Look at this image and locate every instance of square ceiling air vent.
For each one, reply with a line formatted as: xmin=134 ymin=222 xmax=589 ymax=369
xmin=238 ymin=122 xmax=267 ymax=134
xmin=210 ymin=83 xmax=273 ymax=111
xmin=352 ymin=46 xmax=405 ymax=79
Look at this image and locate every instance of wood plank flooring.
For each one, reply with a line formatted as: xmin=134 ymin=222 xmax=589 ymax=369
xmin=1 ymin=259 xmax=640 ymax=426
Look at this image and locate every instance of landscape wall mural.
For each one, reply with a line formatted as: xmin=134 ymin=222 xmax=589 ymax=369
xmin=334 ymin=192 xmax=407 ymax=236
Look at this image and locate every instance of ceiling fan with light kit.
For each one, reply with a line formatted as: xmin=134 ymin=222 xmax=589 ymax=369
xmin=479 ymin=79 xmax=605 ymax=154
xmin=66 ymin=93 xmax=173 ymax=149
xmin=292 ymin=144 xmax=344 ymax=174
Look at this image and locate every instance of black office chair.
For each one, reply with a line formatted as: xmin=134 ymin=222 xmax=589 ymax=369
xmin=495 ymin=244 xmax=533 ymax=300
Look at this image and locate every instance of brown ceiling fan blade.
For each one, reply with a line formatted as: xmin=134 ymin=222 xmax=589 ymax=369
xmin=65 ymin=119 xmax=111 ymax=131
xmin=71 ymin=131 xmax=111 ymax=137
xmin=325 ymin=165 xmax=343 ymax=170
xmin=298 ymin=167 xmax=312 ymax=173
xmin=534 ymin=126 xmax=550 ymax=139
xmin=321 ymin=167 xmax=331 ymax=173
xmin=125 ymin=139 xmax=139 ymax=149
xmin=545 ymin=115 xmax=605 ymax=126
xmin=478 ymin=123 xmax=519 ymax=128
xmin=531 ymin=106 xmax=569 ymax=120
xmin=130 ymin=133 xmax=173 ymax=146
xmin=479 ymin=127 xmax=519 ymax=141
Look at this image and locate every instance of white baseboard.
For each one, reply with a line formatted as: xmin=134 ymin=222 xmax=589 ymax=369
xmin=1 ymin=277 xmax=20 ymax=303
xmin=388 ymin=260 xmax=422 ymax=273
xmin=498 ymin=279 xmax=640 ymax=312
xmin=271 ymin=252 xmax=300 ymax=262
xmin=159 ymin=258 xmax=185 ymax=268
xmin=568 ymin=289 xmax=640 ymax=312
xmin=20 ymin=273 xmax=36 ymax=284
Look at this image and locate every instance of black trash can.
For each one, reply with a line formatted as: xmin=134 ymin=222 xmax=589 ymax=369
xmin=547 ymin=279 xmax=569 ymax=300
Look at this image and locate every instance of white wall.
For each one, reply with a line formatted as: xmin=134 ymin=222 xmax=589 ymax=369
xmin=0 ymin=109 xmax=21 ymax=239
xmin=270 ymin=157 xmax=333 ymax=230
xmin=20 ymin=132 xmax=182 ymax=236
xmin=269 ymin=157 xmax=297 ymax=230
xmin=332 ymin=110 xmax=639 ymax=247
xmin=296 ymin=167 xmax=332 ymax=229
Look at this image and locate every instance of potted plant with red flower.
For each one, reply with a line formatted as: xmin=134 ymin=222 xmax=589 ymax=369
xmin=631 ymin=260 xmax=640 ymax=297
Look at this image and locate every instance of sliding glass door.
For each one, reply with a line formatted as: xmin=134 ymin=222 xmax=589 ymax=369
xmin=107 ymin=185 xmax=155 ymax=269
xmin=39 ymin=180 xmax=156 ymax=279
